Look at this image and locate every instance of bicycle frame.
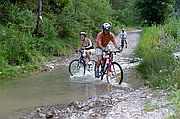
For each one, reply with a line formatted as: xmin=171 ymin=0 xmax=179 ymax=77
xmin=78 ymin=50 xmax=95 ymax=71
xmin=97 ymin=50 xmax=123 ymax=84
xmin=79 ymin=49 xmax=95 ymax=64
xmin=101 ymin=51 xmax=116 ymax=75
xmin=69 ymin=49 xmax=96 ymax=76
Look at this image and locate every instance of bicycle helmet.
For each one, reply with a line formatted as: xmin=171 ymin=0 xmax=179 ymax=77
xmin=102 ymin=23 xmax=111 ymax=31
xmin=80 ymin=32 xmax=86 ymax=36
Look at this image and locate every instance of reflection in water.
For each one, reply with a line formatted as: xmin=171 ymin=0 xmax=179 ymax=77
xmin=0 ymin=66 xmax=117 ymax=119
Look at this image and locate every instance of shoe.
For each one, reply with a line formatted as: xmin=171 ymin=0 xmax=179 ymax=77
xmin=95 ymin=70 xmax=99 ymax=78
xmin=87 ymin=61 xmax=92 ymax=65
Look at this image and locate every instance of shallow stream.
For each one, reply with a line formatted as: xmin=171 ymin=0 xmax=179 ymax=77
xmin=0 ymin=30 xmax=144 ymax=119
xmin=0 ymin=57 xmax=143 ymax=119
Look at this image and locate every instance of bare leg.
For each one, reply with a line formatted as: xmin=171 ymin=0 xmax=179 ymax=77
xmin=86 ymin=51 xmax=91 ymax=62
xmin=96 ymin=55 xmax=102 ymax=69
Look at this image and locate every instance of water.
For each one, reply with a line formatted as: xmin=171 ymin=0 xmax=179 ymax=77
xmin=0 ymin=66 xmax=122 ymax=119
xmin=0 ymin=30 xmax=143 ymax=119
xmin=0 ymin=58 xmax=144 ymax=119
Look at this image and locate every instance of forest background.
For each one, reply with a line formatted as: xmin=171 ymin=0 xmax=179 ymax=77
xmin=0 ymin=0 xmax=179 ymax=117
xmin=0 ymin=0 xmax=179 ymax=88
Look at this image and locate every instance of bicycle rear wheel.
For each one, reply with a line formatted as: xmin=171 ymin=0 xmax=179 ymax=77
xmin=106 ymin=62 xmax=123 ymax=85
xmin=69 ymin=59 xmax=85 ymax=76
xmin=86 ymin=60 xmax=96 ymax=73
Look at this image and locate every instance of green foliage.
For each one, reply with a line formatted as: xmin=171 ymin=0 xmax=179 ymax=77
xmin=135 ymin=18 xmax=180 ymax=88
xmin=167 ymin=83 xmax=180 ymax=119
xmin=110 ymin=0 xmax=140 ymax=27
xmin=135 ymin=0 xmax=176 ymax=26
xmin=1 ymin=0 xmax=177 ymax=80
xmin=143 ymin=101 xmax=159 ymax=111
xmin=0 ymin=0 xmax=115 ymax=79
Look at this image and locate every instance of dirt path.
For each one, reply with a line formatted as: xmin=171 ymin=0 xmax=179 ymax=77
xmin=20 ymin=30 xmax=174 ymax=119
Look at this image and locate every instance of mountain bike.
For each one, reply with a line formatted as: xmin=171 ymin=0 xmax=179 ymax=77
xmin=95 ymin=50 xmax=123 ymax=85
xmin=69 ymin=49 xmax=96 ymax=76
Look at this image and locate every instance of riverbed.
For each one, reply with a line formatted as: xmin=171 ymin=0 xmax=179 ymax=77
xmin=0 ymin=29 xmax=174 ymax=119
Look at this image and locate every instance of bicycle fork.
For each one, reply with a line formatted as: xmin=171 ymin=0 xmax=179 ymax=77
xmin=107 ymin=63 xmax=116 ymax=76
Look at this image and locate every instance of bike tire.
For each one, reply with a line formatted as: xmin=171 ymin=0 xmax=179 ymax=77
xmin=69 ymin=59 xmax=85 ymax=76
xmin=106 ymin=62 xmax=123 ymax=85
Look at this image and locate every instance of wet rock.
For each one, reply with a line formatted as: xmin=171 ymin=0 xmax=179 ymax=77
xmin=174 ymin=52 xmax=180 ymax=59
xmin=20 ymin=116 xmax=27 ymax=119
xmin=20 ymin=30 xmax=175 ymax=119
xmin=45 ymin=111 xmax=53 ymax=118
xmin=22 ymin=81 xmax=174 ymax=119
xmin=36 ymin=108 xmax=42 ymax=113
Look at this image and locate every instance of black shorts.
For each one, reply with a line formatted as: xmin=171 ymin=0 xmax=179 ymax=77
xmin=85 ymin=46 xmax=94 ymax=50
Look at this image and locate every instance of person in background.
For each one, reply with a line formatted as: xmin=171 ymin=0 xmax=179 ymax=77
xmin=119 ymin=29 xmax=127 ymax=48
xmin=79 ymin=32 xmax=94 ymax=64
xmin=95 ymin=23 xmax=122 ymax=78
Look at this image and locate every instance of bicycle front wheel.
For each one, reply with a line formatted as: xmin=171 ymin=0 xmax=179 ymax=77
xmin=69 ymin=59 xmax=85 ymax=76
xmin=106 ymin=62 xmax=123 ymax=85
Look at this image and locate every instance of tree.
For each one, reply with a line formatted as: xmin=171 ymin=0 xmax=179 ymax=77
xmin=109 ymin=0 xmax=140 ymax=26
xmin=135 ymin=0 xmax=176 ymax=26
xmin=34 ymin=0 xmax=43 ymax=35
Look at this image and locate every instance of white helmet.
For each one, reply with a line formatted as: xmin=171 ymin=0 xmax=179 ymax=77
xmin=102 ymin=23 xmax=111 ymax=31
xmin=80 ymin=32 xmax=86 ymax=36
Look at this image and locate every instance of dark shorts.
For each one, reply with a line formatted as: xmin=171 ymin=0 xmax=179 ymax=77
xmin=85 ymin=46 xmax=94 ymax=50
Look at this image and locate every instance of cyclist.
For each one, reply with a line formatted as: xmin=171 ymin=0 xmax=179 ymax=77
xmin=79 ymin=32 xmax=94 ymax=64
xmin=95 ymin=23 xmax=122 ymax=78
xmin=119 ymin=29 xmax=127 ymax=48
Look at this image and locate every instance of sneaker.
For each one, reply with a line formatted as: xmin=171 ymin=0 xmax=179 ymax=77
xmin=87 ymin=61 xmax=92 ymax=65
xmin=95 ymin=70 xmax=100 ymax=78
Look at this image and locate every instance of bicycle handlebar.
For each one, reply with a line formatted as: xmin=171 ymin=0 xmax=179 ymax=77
xmin=103 ymin=50 xmax=121 ymax=55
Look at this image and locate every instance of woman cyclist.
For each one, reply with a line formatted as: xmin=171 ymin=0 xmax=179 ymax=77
xmin=79 ymin=32 xmax=94 ymax=64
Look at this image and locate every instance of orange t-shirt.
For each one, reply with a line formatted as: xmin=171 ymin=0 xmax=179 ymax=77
xmin=95 ymin=31 xmax=115 ymax=48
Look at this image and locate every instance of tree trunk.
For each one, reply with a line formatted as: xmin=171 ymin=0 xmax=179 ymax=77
xmin=34 ymin=0 xmax=43 ymax=35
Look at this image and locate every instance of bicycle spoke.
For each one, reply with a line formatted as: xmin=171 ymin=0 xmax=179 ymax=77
xmin=69 ymin=59 xmax=85 ymax=76
xmin=107 ymin=62 xmax=123 ymax=85
xmin=86 ymin=60 xmax=96 ymax=73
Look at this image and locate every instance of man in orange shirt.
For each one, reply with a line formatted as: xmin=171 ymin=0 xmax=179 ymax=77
xmin=95 ymin=23 xmax=123 ymax=78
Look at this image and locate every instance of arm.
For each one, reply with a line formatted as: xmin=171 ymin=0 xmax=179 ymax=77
xmin=112 ymin=40 xmax=120 ymax=49
xmin=111 ymin=33 xmax=122 ymax=51
xmin=112 ymin=40 xmax=123 ymax=51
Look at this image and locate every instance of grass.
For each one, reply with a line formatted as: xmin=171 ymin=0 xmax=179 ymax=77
xmin=135 ymin=18 xmax=179 ymax=89
xmin=143 ymin=101 xmax=160 ymax=111
xmin=135 ymin=18 xmax=180 ymax=118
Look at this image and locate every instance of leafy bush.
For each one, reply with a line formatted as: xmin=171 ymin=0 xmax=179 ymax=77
xmin=167 ymin=83 xmax=180 ymax=119
xmin=0 ymin=0 xmax=115 ymax=79
xmin=135 ymin=18 xmax=180 ymax=88
xmin=135 ymin=0 xmax=176 ymax=25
